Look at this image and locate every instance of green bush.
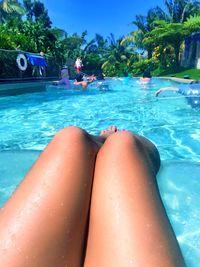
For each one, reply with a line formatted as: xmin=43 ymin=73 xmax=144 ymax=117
xmin=130 ymin=59 xmax=158 ymax=76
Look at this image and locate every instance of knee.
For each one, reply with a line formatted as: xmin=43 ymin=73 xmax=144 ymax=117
xmin=103 ymin=130 xmax=160 ymax=174
xmin=53 ymin=126 xmax=90 ymax=147
xmin=107 ymin=131 xmax=158 ymax=153
xmin=105 ymin=131 xmax=140 ymax=151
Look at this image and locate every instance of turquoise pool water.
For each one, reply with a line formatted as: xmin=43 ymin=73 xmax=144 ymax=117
xmin=1 ymin=78 xmax=200 ymax=160
xmin=0 ymin=77 xmax=200 ymax=266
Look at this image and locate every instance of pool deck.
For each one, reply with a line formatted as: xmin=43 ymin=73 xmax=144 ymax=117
xmin=159 ymin=77 xmax=195 ymax=84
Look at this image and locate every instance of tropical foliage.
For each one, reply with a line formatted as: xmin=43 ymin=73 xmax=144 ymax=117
xmin=0 ymin=0 xmax=25 ymax=23
xmin=0 ymin=0 xmax=199 ymax=78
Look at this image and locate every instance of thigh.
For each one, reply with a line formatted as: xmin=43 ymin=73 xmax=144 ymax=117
xmin=84 ymin=131 xmax=185 ymax=267
xmin=0 ymin=127 xmax=97 ymax=267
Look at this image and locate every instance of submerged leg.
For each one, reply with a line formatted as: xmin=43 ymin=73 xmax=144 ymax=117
xmin=84 ymin=130 xmax=186 ymax=267
xmin=0 ymin=126 xmax=99 ymax=267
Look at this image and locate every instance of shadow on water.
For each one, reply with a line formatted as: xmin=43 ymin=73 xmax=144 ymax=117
xmin=0 ymin=83 xmax=114 ymax=111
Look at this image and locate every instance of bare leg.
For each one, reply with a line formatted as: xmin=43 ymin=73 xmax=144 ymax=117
xmin=84 ymin=130 xmax=186 ymax=267
xmin=0 ymin=126 xmax=101 ymax=267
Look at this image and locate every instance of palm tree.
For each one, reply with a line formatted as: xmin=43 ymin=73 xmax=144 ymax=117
xmin=143 ymin=20 xmax=189 ymax=67
xmin=133 ymin=7 xmax=167 ymax=33
xmin=184 ymin=14 xmax=200 ymax=31
xmin=164 ymin=0 xmax=200 ymax=23
xmin=0 ymin=0 xmax=25 ymax=23
xmin=101 ymin=34 xmax=136 ymax=76
xmin=122 ymin=6 xmax=167 ymax=58
xmin=143 ymin=1 xmax=200 ymax=67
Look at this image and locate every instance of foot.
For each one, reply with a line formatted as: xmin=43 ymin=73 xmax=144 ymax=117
xmin=91 ymin=126 xmax=118 ymax=149
xmin=100 ymin=126 xmax=118 ymax=138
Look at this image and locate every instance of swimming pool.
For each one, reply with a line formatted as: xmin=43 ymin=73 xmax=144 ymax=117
xmin=0 ymin=77 xmax=200 ymax=266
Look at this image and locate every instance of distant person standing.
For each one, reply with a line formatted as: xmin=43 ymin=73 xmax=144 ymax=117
xmin=74 ymin=57 xmax=83 ymax=73
xmin=30 ymin=51 xmax=47 ymax=77
xmin=39 ymin=51 xmax=47 ymax=77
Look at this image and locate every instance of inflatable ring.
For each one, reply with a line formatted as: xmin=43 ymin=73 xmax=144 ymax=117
xmin=16 ymin=54 xmax=27 ymax=71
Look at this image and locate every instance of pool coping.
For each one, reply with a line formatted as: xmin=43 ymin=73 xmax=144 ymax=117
xmin=158 ymin=76 xmax=195 ymax=84
xmin=0 ymin=81 xmax=48 ymax=96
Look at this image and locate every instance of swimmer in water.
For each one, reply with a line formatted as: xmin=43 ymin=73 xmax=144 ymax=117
xmin=155 ymin=80 xmax=200 ymax=108
xmin=73 ymin=72 xmax=96 ymax=89
xmin=58 ymin=66 xmax=70 ymax=88
xmin=140 ymin=69 xmax=152 ymax=83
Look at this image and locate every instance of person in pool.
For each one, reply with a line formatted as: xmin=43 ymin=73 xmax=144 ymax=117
xmin=58 ymin=66 xmax=70 ymax=87
xmin=140 ymin=69 xmax=152 ymax=83
xmin=155 ymin=80 xmax=200 ymax=108
xmin=74 ymin=71 xmax=96 ymax=89
xmin=0 ymin=125 xmax=186 ymax=267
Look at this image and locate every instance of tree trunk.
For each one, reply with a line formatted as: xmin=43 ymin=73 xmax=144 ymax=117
xmin=148 ymin=49 xmax=152 ymax=59
xmin=174 ymin=42 xmax=180 ymax=68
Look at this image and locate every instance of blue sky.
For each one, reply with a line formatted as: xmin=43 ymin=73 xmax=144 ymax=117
xmin=42 ymin=0 xmax=166 ymax=41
